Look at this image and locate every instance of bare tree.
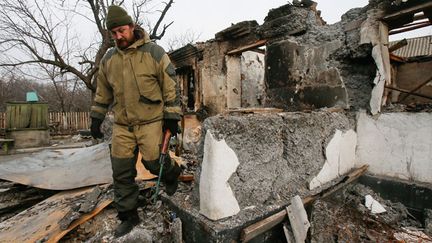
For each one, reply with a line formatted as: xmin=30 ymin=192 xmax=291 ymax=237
xmin=0 ymin=0 xmax=175 ymax=92
xmin=166 ymin=29 xmax=202 ymax=52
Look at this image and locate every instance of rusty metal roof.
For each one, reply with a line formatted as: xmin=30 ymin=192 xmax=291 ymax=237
xmin=391 ymin=35 xmax=432 ymax=57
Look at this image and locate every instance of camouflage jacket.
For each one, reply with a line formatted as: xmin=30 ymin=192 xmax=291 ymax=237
xmin=90 ymin=29 xmax=181 ymax=126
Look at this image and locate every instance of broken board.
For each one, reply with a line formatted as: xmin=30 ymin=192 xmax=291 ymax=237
xmin=241 ymin=165 xmax=369 ymax=242
xmin=226 ymin=108 xmax=284 ymax=114
xmin=0 ymin=182 xmax=157 ymax=242
xmin=287 ymin=195 xmax=310 ymax=243
xmin=0 ymin=186 xmax=112 ymax=242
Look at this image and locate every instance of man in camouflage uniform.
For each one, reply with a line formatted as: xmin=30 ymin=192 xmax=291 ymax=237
xmin=90 ymin=5 xmax=182 ymax=237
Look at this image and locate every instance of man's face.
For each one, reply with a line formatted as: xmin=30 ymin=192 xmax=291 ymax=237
xmin=110 ymin=24 xmax=135 ymax=49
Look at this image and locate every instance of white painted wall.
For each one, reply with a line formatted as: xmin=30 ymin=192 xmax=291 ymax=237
xmin=310 ymin=129 xmax=357 ymax=190
xmin=356 ymin=112 xmax=432 ymax=183
xmin=199 ymin=131 xmax=241 ymax=220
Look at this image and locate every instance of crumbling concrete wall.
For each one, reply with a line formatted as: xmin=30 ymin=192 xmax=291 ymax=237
xmin=200 ymin=41 xmax=231 ymax=114
xmin=356 ymin=111 xmax=432 ymax=184
xmin=262 ymin=4 xmax=379 ymax=111
xmin=196 ymin=111 xmax=354 ymax=217
xmin=171 ymin=21 xmax=266 ymax=116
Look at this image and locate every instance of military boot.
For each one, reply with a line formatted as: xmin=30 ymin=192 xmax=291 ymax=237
xmin=163 ymin=161 xmax=182 ymax=196
xmin=114 ymin=209 xmax=140 ymax=238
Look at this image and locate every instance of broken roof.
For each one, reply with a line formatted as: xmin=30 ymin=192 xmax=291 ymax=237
xmin=391 ymin=35 xmax=432 ymax=58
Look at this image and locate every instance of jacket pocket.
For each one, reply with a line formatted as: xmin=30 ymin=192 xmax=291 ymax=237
xmin=136 ymin=75 xmax=163 ymax=104
xmin=139 ymin=95 xmax=162 ymax=104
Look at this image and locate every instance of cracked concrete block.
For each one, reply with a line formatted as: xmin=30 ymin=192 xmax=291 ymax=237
xmin=199 ymin=131 xmax=240 ymax=221
xmin=194 ymin=112 xmax=352 ymax=211
xmin=310 ymin=129 xmax=357 ymax=190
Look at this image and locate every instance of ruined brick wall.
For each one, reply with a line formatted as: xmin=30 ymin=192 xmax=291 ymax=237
xmin=262 ymin=4 xmax=377 ymax=111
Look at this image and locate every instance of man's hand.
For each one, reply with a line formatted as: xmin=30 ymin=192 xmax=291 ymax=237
xmin=90 ymin=117 xmax=104 ymax=139
xmin=163 ymin=119 xmax=179 ymax=135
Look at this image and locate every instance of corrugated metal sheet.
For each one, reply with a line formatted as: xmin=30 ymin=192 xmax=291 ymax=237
xmin=391 ymin=35 xmax=432 ymax=58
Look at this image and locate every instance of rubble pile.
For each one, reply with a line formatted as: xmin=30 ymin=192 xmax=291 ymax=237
xmin=310 ymin=184 xmax=429 ymax=242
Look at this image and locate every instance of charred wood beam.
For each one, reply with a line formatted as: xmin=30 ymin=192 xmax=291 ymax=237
xmin=386 ymin=86 xmax=432 ymax=101
xmin=389 ymin=21 xmax=431 ymax=35
xmin=397 ymin=20 xmax=431 ymax=28
xmin=388 ymin=38 xmax=408 ymax=53
xmin=390 ymin=53 xmax=407 ymax=62
xmin=383 ymin=2 xmax=432 ymax=22
xmin=413 ymin=13 xmax=427 ymax=21
xmin=226 ymin=39 xmax=268 ymax=55
xmin=398 ymin=75 xmax=432 ymax=101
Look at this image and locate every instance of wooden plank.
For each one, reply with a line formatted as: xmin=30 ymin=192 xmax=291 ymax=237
xmin=227 ymin=107 xmax=284 ymax=114
xmin=240 ymin=165 xmax=369 ymax=242
xmin=399 ymin=74 xmax=432 ymax=101
xmin=283 ymin=222 xmax=293 ymax=243
xmin=241 ymin=209 xmax=288 ymax=242
xmin=227 ymin=39 xmax=268 ymax=55
xmin=379 ymin=21 xmax=389 ymax=45
xmin=385 ymin=86 xmax=432 ymax=100
xmin=390 ymin=53 xmax=406 ymax=62
xmin=413 ymin=13 xmax=427 ymax=21
xmin=178 ymin=174 xmax=194 ymax=182
xmin=389 ymin=39 xmax=408 ymax=53
xmin=136 ymin=153 xmax=158 ymax=181
xmin=383 ymin=2 xmax=432 ymax=21
xmin=49 ymin=198 xmax=112 ymax=242
xmin=0 ymin=112 xmax=5 ymax=129
xmin=0 ymin=186 xmax=110 ymax=242
xmin=287 ymin=196 xmax=310 ymax=243
xmin=389 ymin=21 xmax=432 ymax=35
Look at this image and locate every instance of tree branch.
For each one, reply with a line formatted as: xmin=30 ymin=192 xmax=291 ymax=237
xmin=150 ymin=0 xmax=174 ymax=40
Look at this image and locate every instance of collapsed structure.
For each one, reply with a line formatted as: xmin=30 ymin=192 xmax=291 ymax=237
xmin=0 ymin=0 xmax=431 ymax=242
xmin=166 ymin=0 xmax=432 ymax=242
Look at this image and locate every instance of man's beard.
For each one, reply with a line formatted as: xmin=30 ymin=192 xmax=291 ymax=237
xmin=116 ymin=39 xmax=133 ymax=49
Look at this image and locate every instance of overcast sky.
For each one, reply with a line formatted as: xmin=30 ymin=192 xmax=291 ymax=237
xmin=155 ymin=0 xmax=431 ymax=48
xmin=158 ymin=0 xmax=367 ymax=47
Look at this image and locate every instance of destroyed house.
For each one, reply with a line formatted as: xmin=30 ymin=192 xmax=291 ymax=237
xmin=165 ymin=0 xmax=432 ymax=242
xmin=0 ymin=0 xmax=432 ymax=242
xmin=169 ymin=21 xmax=267 ymax=115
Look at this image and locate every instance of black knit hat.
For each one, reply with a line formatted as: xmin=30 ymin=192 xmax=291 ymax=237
xmin=106 ymin=5 xmax=133 ymax=30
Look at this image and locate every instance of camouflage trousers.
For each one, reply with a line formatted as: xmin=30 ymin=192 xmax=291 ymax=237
xmin=110 ymin=121 xmax=175 ymax=212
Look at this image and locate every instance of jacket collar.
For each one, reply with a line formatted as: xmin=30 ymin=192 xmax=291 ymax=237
xmin=116 ymin=27 xmax=150 ymax=53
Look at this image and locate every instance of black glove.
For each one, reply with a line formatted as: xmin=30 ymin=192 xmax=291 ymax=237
xmin=90 ymin=117 xmax=104 ymax=139
xmin=163 ymin=119 xmax=179 ymax=135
